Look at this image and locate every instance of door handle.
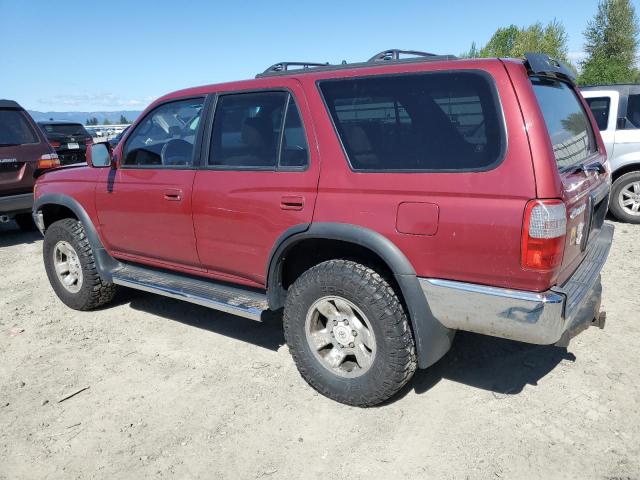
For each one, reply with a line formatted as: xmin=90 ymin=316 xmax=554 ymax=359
xmin=280 ymin=195 xmax=304 ymax=211
xmin=163 ymin=189 xmax=183 ymax=201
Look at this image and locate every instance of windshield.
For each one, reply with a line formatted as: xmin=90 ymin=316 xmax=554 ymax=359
xmin=531 ymin=77 xmax=596 ymax=170
xmin=0 ymin=109 xmax=39 ymax=146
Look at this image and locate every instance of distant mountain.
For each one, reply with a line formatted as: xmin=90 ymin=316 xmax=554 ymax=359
xmin=27 ymin=110 xmax=142 ymax=125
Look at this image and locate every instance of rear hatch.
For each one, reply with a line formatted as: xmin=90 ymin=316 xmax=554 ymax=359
xmin=530 ymin=76 xmax=610 ymax=283
xmin=39 ymin=123 xmax=92 ymax=165
xmin=0 ymin=107 xmax=49 ymax=197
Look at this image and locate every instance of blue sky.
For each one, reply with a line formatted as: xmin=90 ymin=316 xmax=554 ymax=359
xmin=0 ymin=0 xmax=635 ymax=112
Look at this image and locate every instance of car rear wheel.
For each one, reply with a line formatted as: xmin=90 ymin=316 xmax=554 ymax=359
xmin=283 ymin=259 xmax=416 ymax=407
xmin=610 ymin=171 xmax=640 ymax=224
xmin=43 ymin=218 xmax=117 ymax=310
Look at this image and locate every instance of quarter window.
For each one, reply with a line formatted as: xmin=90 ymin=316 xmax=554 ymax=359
xmin=585 ymin=97 xmax=610 ymax=131
xmin=122 ymin=98 xmax=204 ymax=167
xmin=319 ymin=71 xmax=504 ymax=171
xmin=0 ymin=109 xmax=38 ymax=145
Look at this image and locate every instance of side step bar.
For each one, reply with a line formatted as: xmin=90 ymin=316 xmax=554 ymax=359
xmin=111 ymin=264 xmax=269 ymax=321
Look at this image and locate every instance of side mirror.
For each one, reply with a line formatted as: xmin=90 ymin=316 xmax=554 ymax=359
xmin=87 ymin=142 xmax=114 ymax=168
xmin=617 ymin=117 xmax=627 ymax=130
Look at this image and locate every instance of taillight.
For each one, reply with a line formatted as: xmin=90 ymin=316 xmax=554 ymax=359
xmin=49 ymin=141 xmax=61 ymax=148
xmin=521 ymin=199 xmax=567 ymax=271
xmin=37 ymin=153 xmax=60 ymax=169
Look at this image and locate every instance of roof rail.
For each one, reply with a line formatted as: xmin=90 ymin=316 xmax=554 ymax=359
xmin=368 ymin=49 xmax=438 ymax=62
xmin=256 ymin=49 xmax=457 ymax=78
xmin=260 ymin=61 xmax=330 ymax=76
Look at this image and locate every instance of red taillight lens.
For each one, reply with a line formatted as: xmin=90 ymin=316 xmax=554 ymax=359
xmin=521 ymin=199 xmax=567 ymax=271
xmin=49 ymin=141 xmax=61 ymax=148
xmin=37 ymin=153 xmax=60 ymax=169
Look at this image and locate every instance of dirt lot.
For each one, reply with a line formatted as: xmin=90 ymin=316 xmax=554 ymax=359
xmin=1 ymin=219 xmax=639 ymax=480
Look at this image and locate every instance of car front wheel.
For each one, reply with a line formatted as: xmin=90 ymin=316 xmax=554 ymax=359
xmin=610 ymin=171 xmax=640 ymax=224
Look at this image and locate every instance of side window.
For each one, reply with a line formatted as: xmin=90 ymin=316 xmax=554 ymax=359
xmin=279 ymin=98 xmax=309 ymax=168
xmin=209 ymin=92 xmax=287 ymax=168
xmin=319 ymin=71 xmax=504 ymax=171
xmin=585 ymin=97 xmax=610 ymax=131
xmin=122 ymin=98 xmax=204 ymax=167
xmin=625 ymin=94 xmax=640 ymax=129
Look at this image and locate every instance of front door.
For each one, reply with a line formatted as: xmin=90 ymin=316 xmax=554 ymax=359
xmin=96 ymin=97 xmax=206 ymax=269
xmin=192 ymin=86 xmax=319 ymax=286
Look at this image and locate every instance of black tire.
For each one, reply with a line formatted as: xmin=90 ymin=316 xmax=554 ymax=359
xmin=43 ymin=218 xmax=117 ymax=310
xmin=14 ymin=213 xmax=35 ymax=231
xmin=610 ymin=171 xmax=640 ymax=224
xmin=283 ymin=259 xmax=417 ymax=407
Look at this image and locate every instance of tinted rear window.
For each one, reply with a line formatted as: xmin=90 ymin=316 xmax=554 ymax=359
xmin=0 ymin=109 xmax=39 ymax=145
xmin=531 ymin=78 xmax=596 ymax=169
xmin=41 ymin=123 xmax=89 ymax=136
xmin=585 ymin=97 xmax=610 ymax=131
xmin=319 ymin=71 xmax=505 ymax=171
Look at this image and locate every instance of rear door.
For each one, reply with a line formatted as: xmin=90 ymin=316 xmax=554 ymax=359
xmin=191 ymin=82 xmax=319 ymax=287
xmin=95 ymin=97 xmax=206 ymax=269
xmin=0 ymin=108 xmax=47 ymax=197
xmin=530 ymin=77 xmax=610 ymax=281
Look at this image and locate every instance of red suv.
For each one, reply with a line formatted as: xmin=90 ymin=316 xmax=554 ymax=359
xmin=33 ymin=51 xmax=613 ymax=406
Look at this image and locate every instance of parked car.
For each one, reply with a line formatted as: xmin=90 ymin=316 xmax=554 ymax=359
xmin=581 ymin=85 xmax=640 ymax=223
xmin=32 ymin=51 xmax=613 ymax=406
xmin=0 ymin=100 xmax=59 ymax=230
xmin=37 ymin=121 xmax=92 ymax=166
xmin=108 ymin=126 xmax=129 ymax=149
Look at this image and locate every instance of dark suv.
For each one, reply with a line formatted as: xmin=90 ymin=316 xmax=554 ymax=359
xmin=0 ymin=100 xmax=58 ymax=230
xmin=33 ymin=51 xmax=613 ymax=406
xmin=37 ymin=121 xmax=93 ymax=165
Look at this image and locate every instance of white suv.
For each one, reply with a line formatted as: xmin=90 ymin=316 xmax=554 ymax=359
xmin=582 ymin=84 xmax=640 ymax=223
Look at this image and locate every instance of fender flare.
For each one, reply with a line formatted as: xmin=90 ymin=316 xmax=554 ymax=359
xmin=266 ymin=222 xmax=454 ymax=368
xmin=34 ymin=193 xmax=121 ymax=282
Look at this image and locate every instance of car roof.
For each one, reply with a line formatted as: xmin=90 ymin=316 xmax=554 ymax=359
xmin=156 ymin=56 xmax=512 ymax=105
xmin=580 ymin=84 xmax=640 ymax=95
xmin=0 ymin=99 xmax=23 ymax=109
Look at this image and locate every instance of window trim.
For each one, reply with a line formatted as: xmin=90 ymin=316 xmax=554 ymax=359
xmin=316 ymin=69 xmax=508 ymax=173
xmin=120 ymin=95 xmax=207 ymax=170
xmin=202 ymin=87 xmax=310 ymax=172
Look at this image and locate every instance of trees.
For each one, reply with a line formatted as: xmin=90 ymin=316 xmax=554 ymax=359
xmin=85 ymin=117 xmax=99 ymax=126
xmin=579 ymin=0 xmax=639 ymax=84
xmin=118 ymin=115 xmax=130 ymax=124
xmin=462 ymin=21 xmax=571 ymax=65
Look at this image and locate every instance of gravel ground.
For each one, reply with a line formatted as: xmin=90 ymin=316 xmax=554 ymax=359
xmin=1 ymin=219 xmax=639 ymax=480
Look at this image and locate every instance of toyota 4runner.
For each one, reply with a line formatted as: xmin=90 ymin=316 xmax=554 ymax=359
xmin=33 ymin=51 xmax=613 ymax=406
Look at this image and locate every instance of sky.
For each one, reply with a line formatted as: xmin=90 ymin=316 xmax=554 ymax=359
xmin=1 ymin=0 xmax=636 ymax=112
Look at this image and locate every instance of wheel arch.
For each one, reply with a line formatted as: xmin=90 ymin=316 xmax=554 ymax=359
xmin=34 ymin=193 xmax=121 ymax=281
xmin=266 ymin=222 xmax=454 ymax=368
xmin=611 ymin=162 xmax=640 ymax=183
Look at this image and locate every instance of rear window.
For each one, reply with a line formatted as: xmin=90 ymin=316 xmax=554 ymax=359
xmin=0 ymin=109 xmax=39 ymax=145
xmin=319 ymin=71 xmax=505 ymax=171
xmin=531 ymin=77 xmax=597 ymax=170
xmin=585 ymin=97 xmax=610 ymax=131
xmin=41 ymin=123 xmax=89 ymax=137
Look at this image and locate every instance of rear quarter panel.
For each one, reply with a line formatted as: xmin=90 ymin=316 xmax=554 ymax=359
xmin=301 ymin=59 xmax=547 ymax=291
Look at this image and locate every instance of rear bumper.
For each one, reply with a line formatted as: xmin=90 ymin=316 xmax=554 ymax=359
xmin=419 ymin=223 xmax=614 ymax=345
xmin=0 ymin=192 xmax=33 ymax=215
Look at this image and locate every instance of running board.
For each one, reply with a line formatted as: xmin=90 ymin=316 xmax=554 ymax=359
xmin=111 ymin=264 xmax=269 ymax=321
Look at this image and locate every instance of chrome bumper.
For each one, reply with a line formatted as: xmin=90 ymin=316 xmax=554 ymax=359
xmin=419 ymin=223 xmax=614 ymax=345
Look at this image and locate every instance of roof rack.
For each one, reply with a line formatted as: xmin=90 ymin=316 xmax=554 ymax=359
xmin=260 ymin=62 xmax=330 ymax=76
xmin=368 ymin=49 xmax=438 ymax=62
xmin=256 ymin=49 xmax=457 ymax=78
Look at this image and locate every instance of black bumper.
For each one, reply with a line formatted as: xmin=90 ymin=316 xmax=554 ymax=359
xmin=0 ymin=193 xmax=33 ymax=215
